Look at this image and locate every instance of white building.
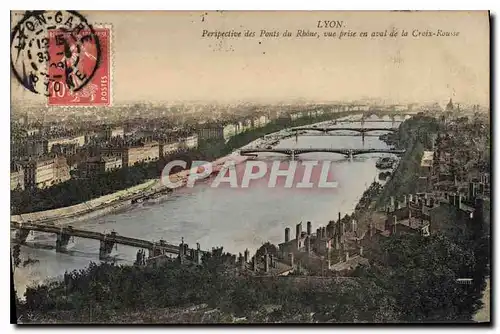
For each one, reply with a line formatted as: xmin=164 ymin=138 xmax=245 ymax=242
xmin=237 ymin=121 xmax=245 ymax=133
xmin=161 ymin=141 xmax=181 ymax=156
xmin=181 ymin=134 xmax=198 ymax=149
xmin=26 ymin=128 xmax=39 ymax=136
xmin=47 ymin=134 xmax=85 ymax=152
xmin=223 ymin=124 xmax=238 ymax=142
xmin=290 ymin=112 xmax=303 ymax=121
xmin=101 ymin=156 xmax=123 ymax=171
xmin=111 ymin=127 xmax=125 ymax=138
xmin=259 ymin=115 xmax=269 ymax=126
xmin=22 ymin=156 xmax=70 ymax=189
xmin=420 ymin=150 xmax=434 ymax=176
xmin=86 ymin=156 xmax=123 ymax=177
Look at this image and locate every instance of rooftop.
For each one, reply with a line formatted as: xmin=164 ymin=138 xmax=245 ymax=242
xmin=330 ymin=255 xmax=369 ymax=272
xmin=421 ymin=151 xmax=434 ymax=167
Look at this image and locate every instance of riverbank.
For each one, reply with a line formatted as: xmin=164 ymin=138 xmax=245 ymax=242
xmin=10 ymin=126 xmax=289 ymax=226
xmin=10 ymin=152 xmax=254 ymax=226
xmin=332 ymin=115 xmax=438 ymax=232
xmin=473 ymin=277 xmax=490 ymax=322
xmin=14 ymin=115 xmax=490 ymax=324
xmin=375 ymin=115 xmax=439 ymax=209
xmin=11 ymin=180 xmax=157 ymax=225
xmin=14 ymin=117 xmax=390 ymax=299
xmin=10 ymin=111 xmax=361 ymax=225
xmin=15 ymin=227 xmax=486 ymax=324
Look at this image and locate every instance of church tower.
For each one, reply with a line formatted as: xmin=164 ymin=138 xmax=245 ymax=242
xmin=446 ymin=98 xmax=454 ymax=111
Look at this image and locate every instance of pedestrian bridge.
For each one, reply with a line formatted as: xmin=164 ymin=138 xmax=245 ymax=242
xmin=240 ymin=148 xmax=406 ymax=158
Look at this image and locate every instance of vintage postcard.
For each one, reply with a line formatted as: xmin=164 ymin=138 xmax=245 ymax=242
xmin=10 ymin=10 xmax=490 ymax=324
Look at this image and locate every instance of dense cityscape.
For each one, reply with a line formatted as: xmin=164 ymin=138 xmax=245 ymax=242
xmin=10 ymin=98 xmax=491 ymax=323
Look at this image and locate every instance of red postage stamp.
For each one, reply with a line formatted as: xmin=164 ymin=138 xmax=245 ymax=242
xmin=47 ymin=27 xmax=111 ymax=106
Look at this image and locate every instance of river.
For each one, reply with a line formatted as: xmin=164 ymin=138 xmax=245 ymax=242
xmin=13 ymin=115 xmax=406 ymax=296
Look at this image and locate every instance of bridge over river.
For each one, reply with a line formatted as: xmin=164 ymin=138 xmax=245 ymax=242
xmin=290 ymin=126 xmax=398 ymax=134
xmin=262 ymin=125 xmax=399 ymax=143
xmin=337 ymin=119 xmax=398 ymax=123
xmin=11 ymin=221 xmax=206 ymax=261
xmin=239 ymin=147 xmax=405 ymax=159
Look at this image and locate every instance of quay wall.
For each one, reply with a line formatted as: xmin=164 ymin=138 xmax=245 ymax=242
xmin=11 ymin=180 xmax=157 ymax=225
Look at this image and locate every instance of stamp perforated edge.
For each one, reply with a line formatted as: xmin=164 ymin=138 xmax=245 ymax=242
xmin=44 ymin=22 xmax=114 ymax=108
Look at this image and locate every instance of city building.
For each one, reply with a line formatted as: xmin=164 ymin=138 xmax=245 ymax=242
xmin=197 ymin=125 xmax=224 ymax=141
xmin=127 ymin=141 xmax=160 ymax=166
xmin=110 ymin=127 xmax=125 ymax=138
xmin=160 ymin=141 xmax=181 ymax=157
xmin=223 ymin=123 xmax=238 ymax=142
xmin=54 ymin=156 xmax=71 ymax=185
xmin=268 ymin=109 xmax=281 ymax=120
xmin=47 ymin=134 xmax=85 ymax=152
xmin=237 ymin=121 xmax=245 ymax=133
xmin=51 ymin=143 xmax=78 ymax=156
xmin=26 ymin=128 xmax=39 ymax=136
xmin=22 ymin=155 xmax=71 ymax=189
xmin=26 ymin=138 xmax=48 ymax=157
xmin=10 ymin=163 xmax=25 ymax=191
xmin=180 ymin=134 xmax=198 ymax=149
xmin=11 ymin=140 xmax=27 ymax=159
xmin=101 ymin=140 xmax=160 ymax=167
xmin=290 ymin=112 xmax=303 ymax=121
xmin=85 ymin=156 xmax=123 ymax=177
xmin=275 ymin=216 xmax=368 ymax=276
xmin=259 ymin=115 xmax=269 ymax=127
xmin=243 ymin=119 xmax=253 ymax=131
xmin=428 ymin=193 xmax=476 ymax=235
xmin=420 ymin=151 xmax=434 ymax=176
xmin=446 ymin=98 xmax=454 ymax=112
xmin=392 ymin=105 xmax=407 ymax=112
xmin=22 ymin=156 xmax=55 ymax=189
xmin=252 ymin=117 xmax=261 ymax=128
xmin=385 ymin=211 xmax=431 ymax=238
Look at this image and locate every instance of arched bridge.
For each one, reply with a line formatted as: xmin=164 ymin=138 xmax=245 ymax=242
xmin=291 ymin=127 xmax=398 ymax=134
xmin=240 ymin=148 xmax=405 ymax=158
xmin=339 ymin=119 xmax=400 ymax=123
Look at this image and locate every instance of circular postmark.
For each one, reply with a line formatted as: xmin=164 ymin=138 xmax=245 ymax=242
xmin=10 ymin=10 xmax=101 ymax=97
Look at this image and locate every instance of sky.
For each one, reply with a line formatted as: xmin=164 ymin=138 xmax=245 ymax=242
xmin=11 ymin=10 xmax=490 ymax=105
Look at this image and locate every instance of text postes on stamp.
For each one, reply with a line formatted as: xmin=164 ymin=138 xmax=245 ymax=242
xmin=10 ymin=10 xmax=111 ymax=106
xmin=47 ymin=27 xmax=111 ymax=106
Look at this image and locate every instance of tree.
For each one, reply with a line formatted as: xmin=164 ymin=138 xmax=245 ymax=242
xmin=376 ymin=233 xmax=481 ymax=322
xmin=255 ymin=242 xmax=278 ymax=258
xmin=12 ymin=244 xmax=21 ymax=269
